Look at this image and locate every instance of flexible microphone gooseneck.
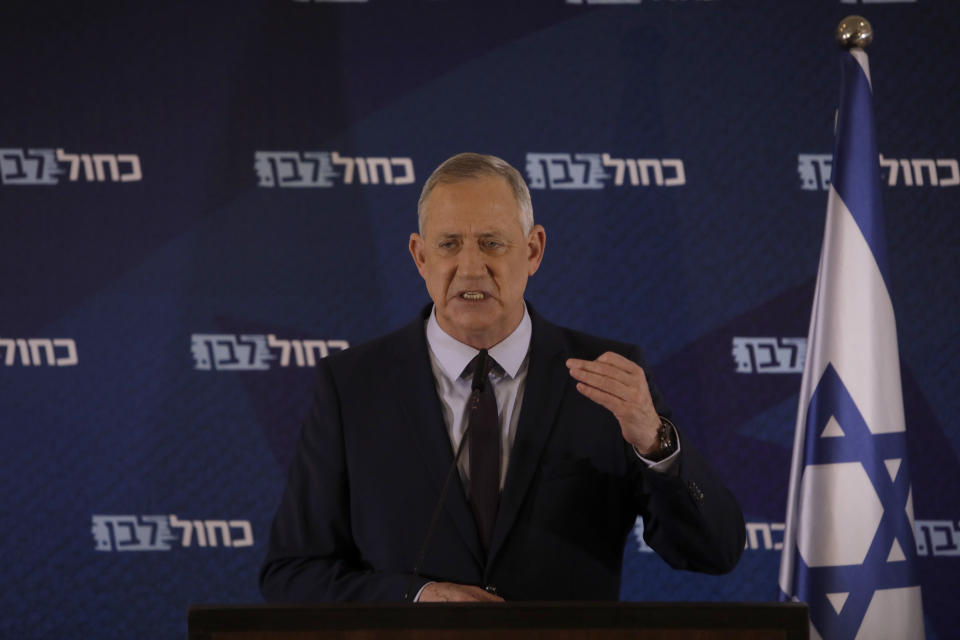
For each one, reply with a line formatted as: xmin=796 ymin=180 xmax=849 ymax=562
xmin=402 ymin=349 xmax=488 ymax=602
xmin=470 ymin=348 xmax=488 ymax=395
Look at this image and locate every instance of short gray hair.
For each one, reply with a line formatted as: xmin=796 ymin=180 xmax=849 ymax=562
xmin=417 ymin=152 xmax=534 ymax=236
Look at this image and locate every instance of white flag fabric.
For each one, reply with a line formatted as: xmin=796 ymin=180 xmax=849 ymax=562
xmin=777 ymin=48 xmax=925 ymax=640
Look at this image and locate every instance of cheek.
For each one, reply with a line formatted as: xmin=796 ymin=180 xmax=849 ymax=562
xmin=426 ymin=265 xmax=455 ymax=291
xmin=504 ymin=261 xmax=531 ymax=288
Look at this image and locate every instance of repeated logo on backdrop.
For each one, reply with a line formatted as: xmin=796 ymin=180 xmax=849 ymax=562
xmin=732 ymin=337 xmax=806 ymax=375
xmin=634 ymin=518 xmax=959 ymax=555
xmin=632 ymin=518 xmax=787 ymax=553
xmin=4 ymin=2 xmax=955 ymax=638
xmin=525 ymin=152 xmax=686 ymax=190
xmin=0 ymin=338 xmax=78 ymax=366
xmin=190 ymin=333 xmax=349 ymax=371
xmin=0 ymin=148 xmax=142 ymax=185
xmin=254 ymin=151 xmax=415 ymax=188
xmin=92 ymin=514 xmax=254 ymax=552
xmin=798 ymin=153 xmax=958 ymax=191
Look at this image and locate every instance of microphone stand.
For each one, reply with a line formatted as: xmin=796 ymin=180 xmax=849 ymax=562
xmin=402 ymin=350 xmax=488 ymax=601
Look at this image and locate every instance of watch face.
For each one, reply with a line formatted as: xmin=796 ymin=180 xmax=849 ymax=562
xmin=657 ymin=420 xmax=676 ymax=454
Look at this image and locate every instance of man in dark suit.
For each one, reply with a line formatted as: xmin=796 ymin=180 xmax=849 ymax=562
xmin=260 ymin=153 xmax=745 ymax=603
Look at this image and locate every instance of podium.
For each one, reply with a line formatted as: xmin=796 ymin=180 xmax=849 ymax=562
xmin=188 ymin=602 xmax=808 ymax=640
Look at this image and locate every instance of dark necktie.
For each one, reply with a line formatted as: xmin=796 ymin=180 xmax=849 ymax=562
xmin=467 ymin=349 xmax=500 ymax=551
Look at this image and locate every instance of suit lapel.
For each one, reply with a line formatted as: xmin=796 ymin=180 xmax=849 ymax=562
xmin=487 ymin=307 xmax=568 ymax=566
xmin=392 ymin=310 xmax=485 ymax=568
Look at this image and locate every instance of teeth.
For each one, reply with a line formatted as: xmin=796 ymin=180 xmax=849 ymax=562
xmin=461 ymin=292 xmax=485 ymax=300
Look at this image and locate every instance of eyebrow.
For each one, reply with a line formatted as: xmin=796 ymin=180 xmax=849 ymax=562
xmin=435 ymin=231 xmax=506 ymax=239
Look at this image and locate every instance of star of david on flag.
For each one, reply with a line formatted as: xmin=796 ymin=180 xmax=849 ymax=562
xmin=777 ymin=44 xmax=926 ymax=640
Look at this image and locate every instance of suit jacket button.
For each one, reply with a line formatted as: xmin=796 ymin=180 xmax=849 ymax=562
xmin=687 ymin=481 xmax=704 ymax=504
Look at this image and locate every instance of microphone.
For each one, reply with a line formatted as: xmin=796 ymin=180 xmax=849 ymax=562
xmin=471 ymin=349 xmax=489 ymax=393
xmin=403 ymin=349 xmax=488 ymax=602
xmin=469 ymin=348 xmax=488 ymax=412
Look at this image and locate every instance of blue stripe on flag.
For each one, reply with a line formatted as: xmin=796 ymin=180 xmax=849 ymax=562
xmin=830 ymin=52 xmax=890 ymax=287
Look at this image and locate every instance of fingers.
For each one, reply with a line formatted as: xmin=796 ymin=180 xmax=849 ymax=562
xmin=566 ymin=352 xmax=648 ymax=402
xmin=418 ymin=582 xmax=505 ymax=602
xmin=572 ymin=378 xmax=625 ymax=415
xmin=568 ymin=351 xmax=641 ymax=374
xmin=474 ymin=588 xmax=505 ymax=602
xmin=567 ymin=366 xmax=633 ymax=400
xmin=567 ymin=353 xmax=644 ymax=386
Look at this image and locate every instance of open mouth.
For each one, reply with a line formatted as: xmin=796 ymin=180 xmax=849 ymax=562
xmin=459 ymin=291 xmax=487 ymax=301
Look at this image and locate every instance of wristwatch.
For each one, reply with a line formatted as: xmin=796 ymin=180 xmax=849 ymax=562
xmin=644 ymin=416 xmax=678 ymax=462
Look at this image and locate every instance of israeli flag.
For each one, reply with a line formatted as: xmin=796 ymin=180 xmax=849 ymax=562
xmin=778 ymin=49 xmax=925 ymax=639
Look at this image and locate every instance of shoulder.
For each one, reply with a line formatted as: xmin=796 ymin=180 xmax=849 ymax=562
xmin=557 ymin=324 xmax=638 ymax=360
xmin=529 ymin=307 xmax=642 ymax=363
xmin=321 ymin=311 xmax=428 ymax=378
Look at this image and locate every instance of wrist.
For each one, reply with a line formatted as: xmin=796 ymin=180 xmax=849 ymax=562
xmin=636 ymin=416 xmax=677 ymax=462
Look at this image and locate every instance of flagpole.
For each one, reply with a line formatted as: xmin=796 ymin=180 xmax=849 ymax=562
xmin=778 ymin=16 xmax=878 ymax=607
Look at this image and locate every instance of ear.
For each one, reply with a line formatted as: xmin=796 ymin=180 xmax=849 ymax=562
xmin=526 ymin=224 xmax=546 ymax=276
xmin=409 ymin=232 xmax=427 ymax=277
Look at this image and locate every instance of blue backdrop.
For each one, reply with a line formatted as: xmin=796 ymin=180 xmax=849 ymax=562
xmin=1 ymin=1 xmax=957 ymax=638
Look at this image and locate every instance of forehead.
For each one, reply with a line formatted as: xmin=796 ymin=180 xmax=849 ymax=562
xmin=422 ymin=175 xmax=523 ymax=235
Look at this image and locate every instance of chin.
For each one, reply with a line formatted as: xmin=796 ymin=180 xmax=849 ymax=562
xmin=451 ymin=313 xmax=497 ymax=331
xmin=443 ymin=309 xmax=499 ymax=333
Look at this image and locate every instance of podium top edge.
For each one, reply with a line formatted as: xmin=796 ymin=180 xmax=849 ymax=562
xmin=188 ymin=602 xmax=809 ymax=634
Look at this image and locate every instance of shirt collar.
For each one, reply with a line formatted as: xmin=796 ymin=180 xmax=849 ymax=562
xmin=425 ymin=303 xmax=532 ymax=381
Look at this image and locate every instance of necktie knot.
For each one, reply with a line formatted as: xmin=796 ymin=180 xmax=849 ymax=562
xmin=465 ymin=349 xmax=498 ymax=380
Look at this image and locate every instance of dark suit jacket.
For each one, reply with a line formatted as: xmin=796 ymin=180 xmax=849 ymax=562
xmin=260 ymin=305 xmax=745 ymax=602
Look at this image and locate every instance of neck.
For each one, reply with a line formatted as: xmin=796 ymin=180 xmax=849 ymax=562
xmin=438 ymin=310 xmax=525 ymax=351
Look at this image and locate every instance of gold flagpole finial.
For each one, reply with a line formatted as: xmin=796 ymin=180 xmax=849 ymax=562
xmin=836 ymin=15 xmax=873 ymax=50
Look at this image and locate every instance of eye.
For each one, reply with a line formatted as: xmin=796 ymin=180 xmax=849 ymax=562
xmin=438 ymin=239 xmax=460 ymax=251
xmin=482 ymin=239 xmax=504 ymax=250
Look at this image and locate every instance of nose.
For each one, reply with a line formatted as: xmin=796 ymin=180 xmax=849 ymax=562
xmin=456 ymin=242 xmax=488 ymax=278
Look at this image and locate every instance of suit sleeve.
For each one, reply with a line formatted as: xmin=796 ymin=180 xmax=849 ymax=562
xmin=630 ymin=348 xmax=746 ymax=575
xmin=259 ymin=360 xmax=427 ymax=602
